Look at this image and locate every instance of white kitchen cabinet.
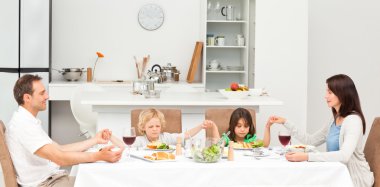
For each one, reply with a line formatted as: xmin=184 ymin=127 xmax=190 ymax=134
xmin=204 ymin=0 xmax=251 ymax=91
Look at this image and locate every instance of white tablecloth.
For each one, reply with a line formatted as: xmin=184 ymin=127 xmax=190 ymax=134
xmin=73 ymin=150 xmax=353 ymax=187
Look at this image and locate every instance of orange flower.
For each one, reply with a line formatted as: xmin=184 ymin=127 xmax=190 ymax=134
xmin=96 ymin=52 xmax=104 ymax=58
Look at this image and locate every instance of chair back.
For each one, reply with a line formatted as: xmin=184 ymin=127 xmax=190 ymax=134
xmin=0 ymin=120 xmax=18 ymax=187
xmin=70 ymin=83 xmax=104 ymax=138
xmin=364 ymin=117 xmax=380 ymax=187
xmin=205 ymin=108 xmax=256 ymax=137
xmin=131 ymin=109 xmax=182 ymax=136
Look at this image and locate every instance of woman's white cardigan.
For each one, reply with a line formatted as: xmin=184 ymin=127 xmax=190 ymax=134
xmin=284 ymin=114 xmax=374 ymax=187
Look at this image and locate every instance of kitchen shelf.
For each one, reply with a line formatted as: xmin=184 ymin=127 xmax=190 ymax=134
xmin=204 ymin=0 xmax=251 ymax=91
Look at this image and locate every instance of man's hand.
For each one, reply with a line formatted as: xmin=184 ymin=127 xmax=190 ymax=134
xmin=285 ymin=152 xmax=308 ymax=162
xmin=95 ymin=129 xmax=112 ymax=144
xmin=96 ymin=145 xmax=123 ymax=163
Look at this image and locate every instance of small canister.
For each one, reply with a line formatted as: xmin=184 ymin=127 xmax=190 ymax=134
xmin=207 ymin=34 xmax=215 ymax=46
xmin=174 ymin=71 xmax=180 ymax=81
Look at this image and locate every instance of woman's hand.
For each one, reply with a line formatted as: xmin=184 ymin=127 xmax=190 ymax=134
xmin=285 ymin=152 xmax=308 ymax=162
xmin=268 ymin=115 xmax=287 ymax=124
xmin=95 ymin=129 xmax=112 ymax=144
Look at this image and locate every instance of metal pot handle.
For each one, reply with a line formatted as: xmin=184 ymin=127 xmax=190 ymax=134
xmin=52 ymin=68 xmax=64 ymax=73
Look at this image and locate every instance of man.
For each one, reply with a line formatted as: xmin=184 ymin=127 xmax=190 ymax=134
xmin=5 ymin=74 xmax=124 ymax=187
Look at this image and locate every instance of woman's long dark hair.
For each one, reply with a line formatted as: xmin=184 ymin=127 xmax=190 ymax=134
xmin=227 ymin=108 xmax=256 ymax=141
xmin=326 ymin=74 xmax=366 ymax=134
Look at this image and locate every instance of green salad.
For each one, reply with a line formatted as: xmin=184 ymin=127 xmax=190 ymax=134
xmin=193 ymin=144 xmax=221 ymax=163
xmin=157 ymin=143 xmax=169 ymax=149
xmin=251 ymin=140 xmax=264 ymax=148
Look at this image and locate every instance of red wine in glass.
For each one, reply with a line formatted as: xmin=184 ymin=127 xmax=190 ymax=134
xmin=123 ymin=136 xmax=136 ymax=145
xmin=124 ymin=127 xmax=136 ymax=159
xmin=278 ymin=135 xmax=291 ymax=147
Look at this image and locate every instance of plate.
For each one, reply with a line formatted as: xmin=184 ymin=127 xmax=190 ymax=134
xmin=143 ymin=148 xmax=175 ymax=152
xmin=144 ymin=145 xmax=175 ymax=152
xmin=243 ymin=150 xmax=270 ymax=157
xmin=130 ymin=153 xmax=176 ymax=163
xmin=286 ymin=145 xmax=316 ymax=153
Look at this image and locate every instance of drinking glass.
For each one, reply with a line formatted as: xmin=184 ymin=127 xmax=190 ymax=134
xmin=214 ymin=1 xmax=221 ymax=18
xmin=278 ymin=130 xmax=291 ymax=154
xmin=123 ymin=127 xmax=136 ymax=159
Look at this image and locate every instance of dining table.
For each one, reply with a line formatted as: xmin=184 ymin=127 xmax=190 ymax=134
xmin=72 ymin=148 xmax=353 ymax=187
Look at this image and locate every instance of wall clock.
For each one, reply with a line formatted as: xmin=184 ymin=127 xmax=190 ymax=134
xmin=138 ymin=4 xmax=165 ymax=31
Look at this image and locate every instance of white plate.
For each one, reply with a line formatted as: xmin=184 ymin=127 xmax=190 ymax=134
xmin=143 ymin=148 xmax=175 ymax=152
xmin=286 ymin=145 xmax=316 ymax=153
xmin=144 ymin=145 xmax=175 ymax=152
xmin=130 ymin=154 xmax=176 ymax=163
xmin=243 ymin=151 xmax=270 ymax=157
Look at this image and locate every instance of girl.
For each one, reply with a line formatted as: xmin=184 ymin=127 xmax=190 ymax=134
xmin=133 ymin=108 xmax=219 ymax=147
xmin=269 ymin=74 xmax=374 ymax=187
xmin=222 ymin=108 xmax=272 ymax=147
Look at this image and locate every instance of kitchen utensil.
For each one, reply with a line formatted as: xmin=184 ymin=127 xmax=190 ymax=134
xmin=215 ymin=36 xmax=225 ymax=46
xmin=54 ymin=68 xmax=86 ymax=81
xmin=161 ymin=63 xmax=179 ymax=82
xmin=221 ymin=5 xmax=234 ymax=21
xmin=143 ymin=90 xmax=161 ymax=99
xmin=132 ymin=80 xmax=155 ymax=95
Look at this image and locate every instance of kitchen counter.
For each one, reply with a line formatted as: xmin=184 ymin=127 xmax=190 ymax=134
xmin=80 ymin=90 xmax=283 ymax=138
xmin=48 ymin=80 xmax=205 ymax=101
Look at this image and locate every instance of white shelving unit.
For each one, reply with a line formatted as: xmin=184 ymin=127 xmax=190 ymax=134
xmin=204 ymin=0 xmax=252 ymax=91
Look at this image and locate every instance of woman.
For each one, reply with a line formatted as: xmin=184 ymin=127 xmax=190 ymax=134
xmin=270 ymin=74 xmax=374 ymax=187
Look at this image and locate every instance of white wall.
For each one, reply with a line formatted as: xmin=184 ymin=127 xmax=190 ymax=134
xmin=307 ymin=0 xmax=380 ymax=143
xmin=52 ymin=0 xmax=203 ymax=82
xmin=254 ymin=0 xmax=308 ymax=145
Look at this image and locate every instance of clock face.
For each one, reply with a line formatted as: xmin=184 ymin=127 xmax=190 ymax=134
xmin=138 ymin=4 xmax=165 ymax=31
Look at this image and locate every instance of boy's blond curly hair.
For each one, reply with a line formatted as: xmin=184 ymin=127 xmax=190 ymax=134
xmin=137 ymin=108 xmax=166 ymax=134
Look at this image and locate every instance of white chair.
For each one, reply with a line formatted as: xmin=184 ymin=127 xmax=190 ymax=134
xmin=70 ymin=83 xmax=104 ymax=138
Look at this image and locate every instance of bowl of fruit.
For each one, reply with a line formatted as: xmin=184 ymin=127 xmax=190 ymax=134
xmin=219 ymin=82 xmax=249 ymax=100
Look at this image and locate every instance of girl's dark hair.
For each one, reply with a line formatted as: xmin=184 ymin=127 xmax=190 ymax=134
xmin=326 ymin=74 xmax=366 ymax=134
xmin=227 ymin=108 xmax=256 ymax=141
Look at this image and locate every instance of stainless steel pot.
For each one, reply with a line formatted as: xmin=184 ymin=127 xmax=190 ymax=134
xmin=56 ymin=68 xmax=85 ymax=81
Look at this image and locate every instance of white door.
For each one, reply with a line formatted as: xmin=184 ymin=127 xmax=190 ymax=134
xmin=0 ymin=0 xmax=19 ymax=68
xmin=0 ymin=73 xmax=19 ymax=125
xmin=20 ymin=0 xmax=49 ymax=68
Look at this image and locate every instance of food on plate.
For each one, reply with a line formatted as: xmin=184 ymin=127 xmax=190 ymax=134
xmin=233 ymin=142 xmax=251 ymax=149
xmin=143 ymin=152 xmax=175 ymax=160
xmin=251 ymin=140 xmax=264 ymax=148
xmin=225 ymin=83 xmax=249 ymax=92
xmin=287 ymin=144 xmax=315 ymax=153
xmin=233 ymin=140 xmax=264 ymax=149
xmin=146 ymin=142 xmax=169 ymax=149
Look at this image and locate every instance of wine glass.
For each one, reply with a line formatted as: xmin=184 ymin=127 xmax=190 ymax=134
xmin=214 ymin=1 xmax=221 ymax=18
xmin=123 ymin=127 xmax=136 ymax=159
xmin=278 ymin=130 xmax=291 ymax=154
